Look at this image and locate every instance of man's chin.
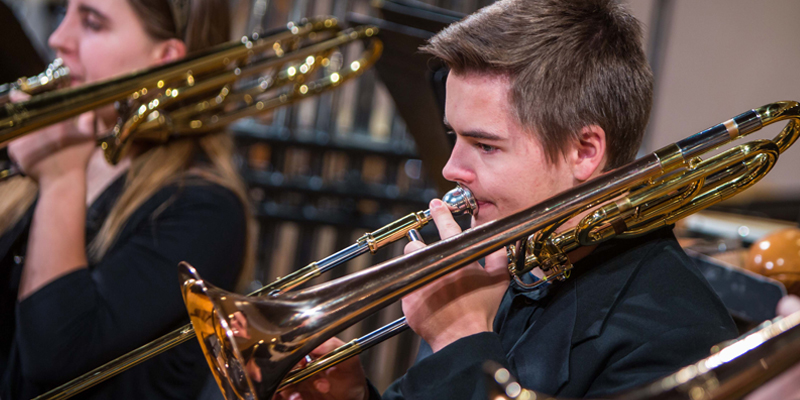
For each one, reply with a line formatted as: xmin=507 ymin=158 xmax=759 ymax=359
xmin=472 ymin=214 xmax=495 ymax=227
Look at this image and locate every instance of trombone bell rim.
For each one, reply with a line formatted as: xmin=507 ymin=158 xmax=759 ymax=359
xmin=179 ymin=262 xmax=258 ymax=399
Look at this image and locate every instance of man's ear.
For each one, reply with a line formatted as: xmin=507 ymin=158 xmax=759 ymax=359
xmin=152 ymin=38 xmax=187 ymax=65
xmin=570 ymin=125 xmax=606 ymax=182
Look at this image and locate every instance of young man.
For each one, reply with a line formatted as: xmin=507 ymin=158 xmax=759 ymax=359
xmin=278 ymin=1 xmax=738 ymax=399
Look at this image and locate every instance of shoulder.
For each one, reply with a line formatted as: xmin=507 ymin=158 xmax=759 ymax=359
xmin=132 ymin=178 xmax=247 ymax=227
xmin=147 ymin=178 xmax=245 ymax=212
xmin=565 ymin=230 xmax=737 ymax=396
xmin=608 ymin=229 xmax=733 ymax=329
xmin=623 ymin=230 xmax=731 ymax=321
xmin=570 ymin=227 xmax=737 ymax=362
xmin=102 ymin=178 xmax=249 ymax=289
xmin=579 ymin=227 xmax=728 ymax=315
xmin=109 ymin=177 xmax=249 ymax=256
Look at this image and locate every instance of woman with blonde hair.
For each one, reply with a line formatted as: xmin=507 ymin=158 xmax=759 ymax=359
xmin=0 ymin=0 xmax=255 ymax=398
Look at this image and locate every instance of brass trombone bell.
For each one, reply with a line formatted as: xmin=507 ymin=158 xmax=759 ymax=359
xmin=180 ymin=101 xmax=800 ymax=400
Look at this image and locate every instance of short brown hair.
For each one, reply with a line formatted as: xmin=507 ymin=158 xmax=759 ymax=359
xmin=422 ymin=0 xmax=653 ymax=170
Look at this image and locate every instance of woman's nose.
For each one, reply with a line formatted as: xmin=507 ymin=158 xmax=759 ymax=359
xmin=48 ymin=10 xmax=77 ymax=56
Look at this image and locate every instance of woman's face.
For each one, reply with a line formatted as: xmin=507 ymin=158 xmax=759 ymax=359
xmin=49 ymin=0 xmax=169 ymax=86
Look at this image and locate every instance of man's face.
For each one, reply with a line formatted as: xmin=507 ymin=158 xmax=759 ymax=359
xmin=443 ymin=72 xmax=574 ymax=226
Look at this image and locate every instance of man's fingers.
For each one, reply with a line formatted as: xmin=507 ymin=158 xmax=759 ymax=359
xmin=404 ymin=240 xmax=426 ymax=255
xmin=429 ymin=198 xmax=462 ymax=239
xmin=484 ymin=249 xmax=511 ymax=276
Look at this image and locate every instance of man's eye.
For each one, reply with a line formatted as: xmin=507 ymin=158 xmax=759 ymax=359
xmin=477 ymin=143 xmax=496 ymax=153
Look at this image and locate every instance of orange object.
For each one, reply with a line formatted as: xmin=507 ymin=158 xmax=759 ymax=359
xmin=745 ymin=228 xmax=800 ymax=295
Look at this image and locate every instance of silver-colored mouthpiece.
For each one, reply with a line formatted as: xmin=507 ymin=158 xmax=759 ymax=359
xmin=441 ymin=185 xmax=477 ymax=217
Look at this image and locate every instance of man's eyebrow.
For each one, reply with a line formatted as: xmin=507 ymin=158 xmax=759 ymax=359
xmin=459 ymin=130 xmax=503 ymax=141
xmin=443 ymin=118 xmax=502 ymax=140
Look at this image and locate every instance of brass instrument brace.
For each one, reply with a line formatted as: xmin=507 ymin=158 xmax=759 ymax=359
xmin=279 ymin=316 xmax=408 ymax=389
xmin=359 ymin=211 xmax=430 ymax=253
xmin=507 ymin=233 xmax=574 ymax=290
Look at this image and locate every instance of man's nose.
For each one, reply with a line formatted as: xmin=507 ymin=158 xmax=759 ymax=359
xmin=442 ymin=147 xmax=476 ymax=184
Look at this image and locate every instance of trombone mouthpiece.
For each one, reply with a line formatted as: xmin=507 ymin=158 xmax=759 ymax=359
xmin=442 ymin=185 xmax=477 ymax=217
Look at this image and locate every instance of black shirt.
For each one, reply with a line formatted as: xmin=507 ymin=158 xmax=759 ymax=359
xmin=0 ymin=175 xmax=247 ymax=399
xmin=378 ymin=227 xmax=738 ymax=399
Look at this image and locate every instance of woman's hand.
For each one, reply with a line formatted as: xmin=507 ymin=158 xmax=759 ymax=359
xmin=401 ymin=198 xmax=510 ymax=353
xmin=7 ymin=90 xmax=97 ymax=185
xmin=10 ymin=89 xmax=98 ymax=299
xmin=274 ymin=337 xmax=368 ymax=400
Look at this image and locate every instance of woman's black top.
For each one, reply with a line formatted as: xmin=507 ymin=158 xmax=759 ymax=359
xmin=0 ymin=175 xmax=247 ymax=399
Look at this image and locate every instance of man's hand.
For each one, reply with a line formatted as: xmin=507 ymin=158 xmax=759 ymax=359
xmin=402 ymin=198 xmax=510 ymax=353
xmin=275 ymin=337 xmax=368 ymax=400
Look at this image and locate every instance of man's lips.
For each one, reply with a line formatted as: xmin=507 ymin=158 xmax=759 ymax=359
xmin=475 ymin=200 xmax=492 ymax=215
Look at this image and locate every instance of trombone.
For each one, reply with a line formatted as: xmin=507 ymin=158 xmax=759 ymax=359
xmin=180 ymin=101 xmax=800 ymax=399
xmin=0 ymin=16 xmax=381 ymax=175
xmin=32 ymin=186 xmax=476 ymax=400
